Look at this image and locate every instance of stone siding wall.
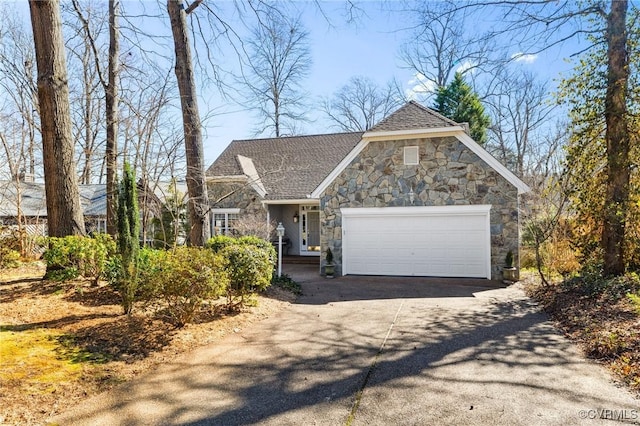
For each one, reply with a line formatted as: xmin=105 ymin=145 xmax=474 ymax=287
xmin=207 ymin=181 xmax=265 ymax=216
xmin=320 ymin=136 xmax=520 ymax=280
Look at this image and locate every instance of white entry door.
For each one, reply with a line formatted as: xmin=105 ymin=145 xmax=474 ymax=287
xmin=300 ymin=205 xmax=320 ymax=255
xmin=341 ymin=205 xmax=491 ymax=279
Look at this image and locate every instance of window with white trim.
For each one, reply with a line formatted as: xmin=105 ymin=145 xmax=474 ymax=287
xmin=404 ymin=146 xmax=419 ymax=165
xmin=211 ymin=209 xmax=240 ymax=236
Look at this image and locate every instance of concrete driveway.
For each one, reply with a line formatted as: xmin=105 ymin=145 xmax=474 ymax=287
xmin=52 ymin=266 xmax=638 ymax=425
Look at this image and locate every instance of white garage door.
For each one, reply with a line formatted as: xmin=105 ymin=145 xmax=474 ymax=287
xmin=341 ymin=205 xmax=491 ymax=279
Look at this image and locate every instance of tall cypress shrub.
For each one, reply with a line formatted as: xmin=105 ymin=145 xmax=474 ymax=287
xmin=116 ymin=162 xmax=140 ymax=314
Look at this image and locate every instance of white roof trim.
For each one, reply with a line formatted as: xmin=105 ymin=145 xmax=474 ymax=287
xmin=362 ymin=126 xmax=466 ymax=142
xmin=237 ymin=155 xmax=267 ymax=198
xmin=262 ymin=198 xmax=319 ymax=205
xmin=311 ymin=127 xmax=530 ymax=197
xmin=211 ymin=208 xmax=241 ymax=214
xmin=310 ymin=138 xmax=368 ymax=198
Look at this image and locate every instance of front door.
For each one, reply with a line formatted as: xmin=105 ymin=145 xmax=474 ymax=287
xmin=300 ymin=205 xmax=320 ymax=255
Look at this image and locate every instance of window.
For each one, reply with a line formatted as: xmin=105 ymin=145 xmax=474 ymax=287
xmin=404 ymin=146 xmax=419 ymax=165
xmin=96 ymin=219 xmax=107 ymax=234
xmin=211 ymin=209 xmax=240 ymax=236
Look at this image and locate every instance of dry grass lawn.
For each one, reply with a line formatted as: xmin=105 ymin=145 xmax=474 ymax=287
xmin=0 ymin=262 xmax=295 ymax=425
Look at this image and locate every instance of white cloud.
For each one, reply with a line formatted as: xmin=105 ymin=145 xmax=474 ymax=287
xmin=511 ymin=52 xmax=538 ymax=64
xmin=405 ymin=72 xmax=436 ymax=100
xmin=456 ymin=60 xmax=476 ymax=74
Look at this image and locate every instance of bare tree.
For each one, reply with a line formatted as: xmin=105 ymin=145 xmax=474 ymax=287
xmin=68 ymin=0 xmax=121 ymax=235
xmin=233 ymin=213 xmax=275 ymax=240
xmin=29 ymin=0 xmax=85 ymax=237
xmin=64 ymin=1 xmax=106 ymax=186
xmin=484 ymin=69 xmax=556 ymax=177
xmin=322 ymin=76 xmax=404 ymax=132
xmin=410 ymin=0 xmax=634 ymax=275
xmin=0 ymin=131 xmax=27 ymax=255
xmin=120 ymin=65 xmax=185 ymax=244
xmin=602 ymin=0 xmax=631 ymax=275
xmin=0 ymin=10 xmax=40 ymax=179
xmin=241 ymin=11 xmax=311 ymax=137
xmin=167 ymin=0 xmax=210 ymax=246
xmin=399 ymin=0 xmax=492 ymax=93
xmin=105 ymin=0 xmax=120 ymax=236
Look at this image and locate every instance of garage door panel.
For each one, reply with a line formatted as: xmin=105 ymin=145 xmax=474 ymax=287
xmin=342 ymin=206 xmax=490 ymax=279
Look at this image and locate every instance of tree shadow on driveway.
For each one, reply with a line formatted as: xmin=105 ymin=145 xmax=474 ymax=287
xmin=53 ymin=282 xmax=637 ymax=426
xmin=297 ymin=274 xmax=505 ymax=305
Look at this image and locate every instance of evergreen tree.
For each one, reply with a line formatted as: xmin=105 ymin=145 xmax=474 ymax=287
xmin=116 ymin=162 xmax=140 ymax=314
xmin=433 ymin=72 xmax=490 ymax=144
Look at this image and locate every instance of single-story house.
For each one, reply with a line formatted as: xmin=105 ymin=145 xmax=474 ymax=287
xmin=0 ymin=180 xmax=106 ymax=235
xmin=0 ymin=179 xmax=187 ymax=245
xmin=206 ymin=101 xmax=530 ymax=280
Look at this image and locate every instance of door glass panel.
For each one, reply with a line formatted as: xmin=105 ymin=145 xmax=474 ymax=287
xmin=307 ymin=211 xmax=320 ymax=251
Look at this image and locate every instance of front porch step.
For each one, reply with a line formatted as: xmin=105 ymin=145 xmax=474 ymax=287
xmin=283 ymin=256 xmax=319 ymax=265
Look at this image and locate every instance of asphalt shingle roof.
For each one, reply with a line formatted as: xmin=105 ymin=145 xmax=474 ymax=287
xmin=0 ymin=181 xmax=183 ymax=219
xmin=0 ymin=182 xmax=107 ymax=218
xmin=206 ymin=132 xmax=363 ymax=200
xmin=206 ymin=101 xmax=459 ymax=200
xmin=368 ymin=100 xmax=458 ymax=132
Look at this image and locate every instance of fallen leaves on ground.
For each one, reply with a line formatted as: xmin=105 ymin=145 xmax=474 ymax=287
xmin=0 ymin=263 xmax=295 ymax=425
xmin=523 ymin=272 xmax=640 ymax=393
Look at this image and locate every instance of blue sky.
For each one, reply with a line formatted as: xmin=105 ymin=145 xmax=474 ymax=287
xmin=200 ymin=1 xmax=581 ymax=166
xmin=9 ymin=1 xmax=582 ymax=169
xmin=201 ymin=2 xmax=414 ymax=164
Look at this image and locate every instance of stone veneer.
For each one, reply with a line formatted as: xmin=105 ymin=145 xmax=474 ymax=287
xmin=207 ymin=180 xmax=265 ymax=216
xmin=319 ymin=136 xmax=520 ymax=280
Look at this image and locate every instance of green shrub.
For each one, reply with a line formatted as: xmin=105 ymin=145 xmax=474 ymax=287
xmin=153 ymin=247 xmax=228 ymax=326
xmin=207 ymin=234 xmax=276 ymax=309
xmin=520 ymin=247 xmax=537 ymax=269
xmin=627 ymin=293 xmax=640 ymax=315
xmin=564 ymin=270 xmax=640 ymax=302
xmin=206 ymin=235 xmax=237 ymax=253
xmin=271 ymin=273 xmax=301 ymax=295
xmin=106 ymin=247 xmax=167 ymax=304
xmin=208 ymin=235 xmax=276 ymax=263
xmin=236 ymin=236 xmax=276 ymax=263
xmin=222 ymin=244 xmax=273 ymax=309
xmin=136 ymin=247 xmax=167 ymax=300
xmin=0 ymin=246 xmax=20 ymax=268
xmin=43 ymin=234 xmax=114 ymax=284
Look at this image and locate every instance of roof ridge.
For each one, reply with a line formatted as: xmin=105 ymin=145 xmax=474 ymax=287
xmin=408 ymin=100 xmax=458 ymax=126
xmin=368 ymin=101 xmax=458 ymax=132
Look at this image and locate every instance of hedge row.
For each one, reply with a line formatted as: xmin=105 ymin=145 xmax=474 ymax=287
xmin=42 ymin=234 xmax=276 ymax=325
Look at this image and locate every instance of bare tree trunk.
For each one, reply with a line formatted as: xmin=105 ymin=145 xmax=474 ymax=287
xmin=29 ymin=0 xmax=85 ymax=237
xmin=80 ymin=48 xmax=93 ymax=185
xmin=106 ymin=0 xmax=119 ymax=237
xmin=274 ymin=94 xmax=280 ymax=137
xmin=167 ymin=0 xmax=210 ymax=246
xmin=602 ymin=0 xmax=630 ymax=276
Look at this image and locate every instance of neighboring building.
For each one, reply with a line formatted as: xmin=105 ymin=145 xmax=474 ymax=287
xmin=0 ymin=179 xmax=185 ymax=244
xmin=206 ymin=101 xmax=530 ymax=280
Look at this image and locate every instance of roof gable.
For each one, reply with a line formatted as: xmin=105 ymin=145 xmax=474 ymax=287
xmin=368 ymin=101 xmax=457 ymax=132
xmin=207 ymin=101 xmax=529 ymax=200
xmin=206 ymin=132 xmax=363 ymax=200
xmin=311 ymin=129 xmax=530 ymax=197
